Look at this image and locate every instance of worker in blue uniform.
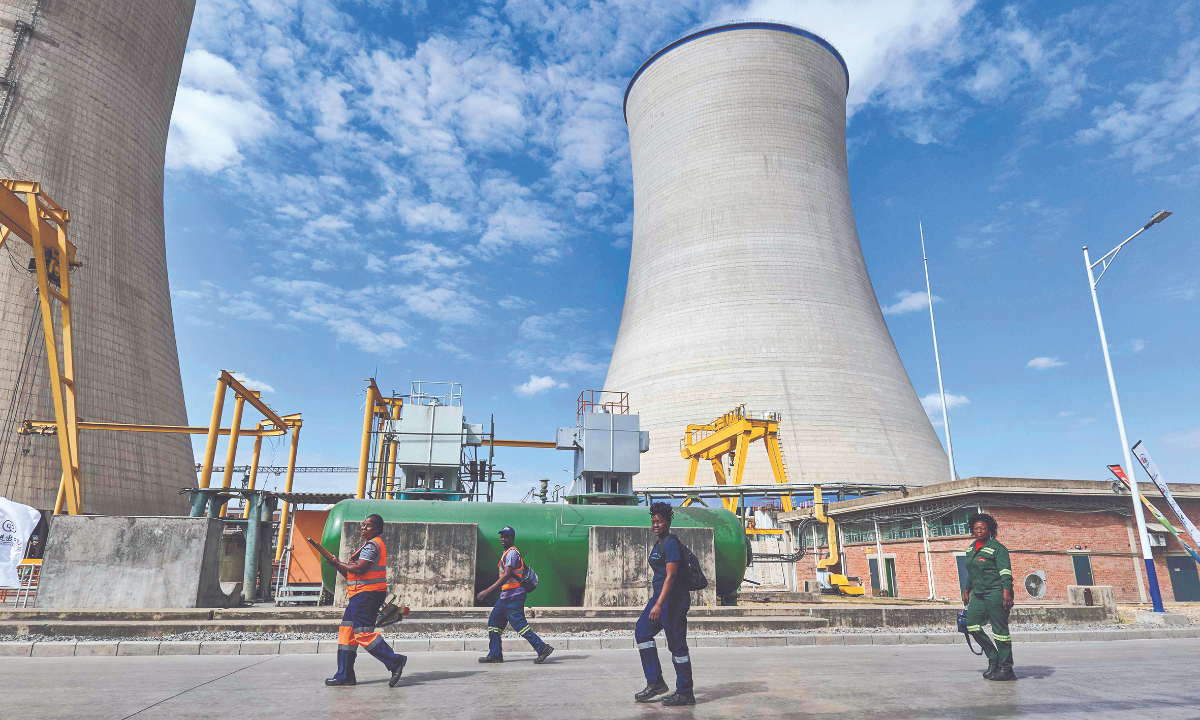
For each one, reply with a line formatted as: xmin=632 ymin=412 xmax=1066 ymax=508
xmin=634 ymin=502 xmax=694 ymax=706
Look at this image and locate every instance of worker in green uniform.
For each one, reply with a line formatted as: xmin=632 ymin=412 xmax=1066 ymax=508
xmin=962 ymin=513 xmax=1016 ymax=681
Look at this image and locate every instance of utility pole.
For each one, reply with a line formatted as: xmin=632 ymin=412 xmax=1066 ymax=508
xmin=921 ymin=222 xmax=957 ymax=483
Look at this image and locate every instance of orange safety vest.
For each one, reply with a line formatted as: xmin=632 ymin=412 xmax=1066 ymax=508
xmin=499 ymin=546 xmax=524 ymax=591
xmin=347 ymin=536 xmax=387 ymax=598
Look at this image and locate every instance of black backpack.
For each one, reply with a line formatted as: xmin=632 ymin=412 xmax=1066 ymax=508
xmin=667 ymin=534 xmax=708 ymax=592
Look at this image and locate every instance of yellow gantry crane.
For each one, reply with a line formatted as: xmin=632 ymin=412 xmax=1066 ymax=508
xmin=679 ymin=405 xmax=793 ymax=514
xmin=0 ymin=181 xmax=82 ymax=514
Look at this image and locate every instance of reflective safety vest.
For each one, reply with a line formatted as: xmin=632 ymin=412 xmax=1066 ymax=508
xmin=499 ymin=546 xmax=524 ymax=591
xmin=347 ymin=536 xmax=387 ymax=598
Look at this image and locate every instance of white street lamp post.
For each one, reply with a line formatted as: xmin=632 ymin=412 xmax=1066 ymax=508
xmin=1082 ymin=209 xmax=1171 ymax=613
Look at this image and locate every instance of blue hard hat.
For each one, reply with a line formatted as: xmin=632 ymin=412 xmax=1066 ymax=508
xmin=498 ymin=526 xmax=515 ymax=537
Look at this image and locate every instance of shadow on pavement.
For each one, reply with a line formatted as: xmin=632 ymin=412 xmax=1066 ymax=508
xmin=696 ymin=681 xmax=769 ymax=704
xmin=396 ymin=670 xmax=485 ymax=687
xmin=1017 ymin=666 xmax=1055 ymax=680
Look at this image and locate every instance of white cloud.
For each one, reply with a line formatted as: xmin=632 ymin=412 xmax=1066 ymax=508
xmin=1163 ymin=428 xmax=1200 ymax=449
xmin=437 ymin=340 xmax=472 ymax=360
xmin=1130 ymin=339 xmax=1146 ymax=353
xmin=920 ymin=392 xmax=970 ymax=416
xmin=392 ymin=242 xmax=469 ymax=276
xmin=498 ymin=295 xmax=534 ymax=310
xmin=1077 ymin=39 xmax=1200 ymax=171
xmin=515 ymin=374 xmax=568 ymax=397
xmin=167 ymin=50 xmax=274 ymax=173
xmin=1058 ymin=411 xmax=1075 ymax=418
xmin=518 ymin=309 xmax=584 ymax=340
xmin=882 ymin=290 xmax=939 ymax=315
xmin=1027 ymin=356 xmax=1066 ymax=370
xmin=217 ymin=296 xmax=274 ymax=322
xmin=229 ymin=372 xmax=276 ymax=394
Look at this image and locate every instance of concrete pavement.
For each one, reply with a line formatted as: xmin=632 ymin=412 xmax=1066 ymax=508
xmin=3 ymin=639 xmax=1197 ymax=719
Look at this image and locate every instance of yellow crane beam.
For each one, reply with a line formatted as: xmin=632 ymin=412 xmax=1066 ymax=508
xmin=679 ymin=405 xmax=793 ymax=514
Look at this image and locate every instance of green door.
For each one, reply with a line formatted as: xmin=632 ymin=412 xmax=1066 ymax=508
xmin=1166 ymin=556 xmax=1200 ymax=601
xmin=1072 ymin=555 xmax=1094 ymax=586
xmin=885 ymin=557 xmax=898 ymax=598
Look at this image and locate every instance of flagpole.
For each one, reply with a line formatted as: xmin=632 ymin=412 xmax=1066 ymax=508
xmin=921 ymin=222 xmax=957 ymax=483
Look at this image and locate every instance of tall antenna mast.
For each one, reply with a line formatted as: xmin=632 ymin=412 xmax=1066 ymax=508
xmin=921 ymin=221 xmax=957 ymax=483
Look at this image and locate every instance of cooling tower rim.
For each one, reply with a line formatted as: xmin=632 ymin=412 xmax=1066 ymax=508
xmin=623 ymin=19 xmax=849 ymax=124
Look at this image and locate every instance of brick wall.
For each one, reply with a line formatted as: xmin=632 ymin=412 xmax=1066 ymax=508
xmin=791 ymin=497 xmax=1200 ymax=603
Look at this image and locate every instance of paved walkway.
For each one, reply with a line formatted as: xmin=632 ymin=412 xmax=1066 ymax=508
xmin=4 ymin=639 xmax=1197 ymax=718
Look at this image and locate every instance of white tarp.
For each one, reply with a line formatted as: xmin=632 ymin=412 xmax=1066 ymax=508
xmin=0 ymin=497 xmax=40 ymax=588
xmin=1132 ymin=441 xmax=1200 ymax=550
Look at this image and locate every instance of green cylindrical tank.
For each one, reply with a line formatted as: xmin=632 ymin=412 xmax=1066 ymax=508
xmin=320 ymin=500 xmax=748 ymax=606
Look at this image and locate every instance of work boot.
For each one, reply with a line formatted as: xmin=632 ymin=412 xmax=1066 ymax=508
xmin=634 ymin=681 xmax=670 ymax=703
xmin=388 ymin=657 xmax=407 ymax=688
xmin=989 ymin=666 xmax=1017 ymax=682
xmin=325 ymin=677 xmax=355 ymax=686
xmin=982 ymin=658 xmax=1000 ymax=678
xmin=478 ymin=654 xmax=504 ymax=663
xmin=660 ymin=692 xmax=696 ymax=706
xmin=534 ymin=645 xmax=555 ymax=664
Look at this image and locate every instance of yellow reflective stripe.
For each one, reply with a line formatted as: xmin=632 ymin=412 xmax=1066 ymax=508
xmin=998 ymin=569 xmax=1012 ymax=576
xmin=966 ymin=625 xmax=982 ymax=632
xmin=518 ymin=626 xmax=533 ymax=635
xmin=487 ymin=626 xmax=503 ymax=633
xmin=993 ymin=634 xmax=1011 ymax=641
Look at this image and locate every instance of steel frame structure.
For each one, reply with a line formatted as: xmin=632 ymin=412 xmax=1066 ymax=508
xmin=679 ymin=405 xmax=793 ymax=513
xmin=0 ymin=181 xmax=82 ymax=514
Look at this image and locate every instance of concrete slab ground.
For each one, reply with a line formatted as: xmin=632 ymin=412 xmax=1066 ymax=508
xmin=1 ymin=639 xmax=1196 ymax=719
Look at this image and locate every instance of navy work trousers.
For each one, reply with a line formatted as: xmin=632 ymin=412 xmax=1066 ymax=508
xmin=486 ymin=591 xmax=547 ymax=658
xmin=635 ymin=589 xmax=693 ymax=694
xmin=334 ymin=590 xmax=406 ymax=683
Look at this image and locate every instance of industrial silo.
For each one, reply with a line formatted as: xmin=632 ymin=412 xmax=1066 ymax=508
xmin=605 ymin=22 xmax=951 ymax=488
xmin=0 ymin=0 xmax=196 ymax=514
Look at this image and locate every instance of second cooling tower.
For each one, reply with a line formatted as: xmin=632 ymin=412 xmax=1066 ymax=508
xmin=605 ymin=22 xmax=951 ymax=487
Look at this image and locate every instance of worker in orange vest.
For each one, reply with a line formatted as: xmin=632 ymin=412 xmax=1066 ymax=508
xmin=308 ymin=514 xmax=407 ymax=687
xmin=476 ymin=526 xmax=554 ymax=664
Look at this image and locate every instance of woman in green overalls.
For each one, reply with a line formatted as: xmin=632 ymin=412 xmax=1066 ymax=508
xmin=962 ymin=513 xmax=1016 ymax=681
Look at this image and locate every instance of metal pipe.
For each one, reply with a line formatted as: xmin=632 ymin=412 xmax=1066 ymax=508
xmin=356 ymin=383 xmax=377 ymax=499
xmin=275 ymin=421 xmax=302 ymax=562
xmin=218 ymin=394 xmax=247 ymax=516
xmin=243 ymin=492 xmax=261 ymax=603
xmin=1084 ymin=244 xmax=1164 ymax=612
xmin=920 ymin=512 xmax=936 ymax=600
xmin=874 ymin=518 xmax=885 ymax=597
xmin=200 ymin=378 xmax=228 ymax=489
xmin=921 ymin=222 xmax=956 ymax=483
xmin=242 ymin=432 xmax=264 ymax=519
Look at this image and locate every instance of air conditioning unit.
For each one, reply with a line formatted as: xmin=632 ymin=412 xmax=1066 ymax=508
xmin=1148 ymin=533 xmax=1167 ymax=547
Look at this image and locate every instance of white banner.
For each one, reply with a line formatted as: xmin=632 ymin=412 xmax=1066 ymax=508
xmin=0 ymin=497 xmax=41 ymax=588
xmin=1131 ymin=440 xmax=1200 ymax=550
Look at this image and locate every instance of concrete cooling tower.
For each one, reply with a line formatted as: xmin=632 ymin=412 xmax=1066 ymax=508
xmin=605 ymin=22 xmax=951 ymax=488
xmin=0 ymin=0 xmax=196 ymax=514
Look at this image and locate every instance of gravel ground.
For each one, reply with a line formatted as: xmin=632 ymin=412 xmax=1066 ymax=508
xmin=0 ymin=621 xmax=1172 ymax=643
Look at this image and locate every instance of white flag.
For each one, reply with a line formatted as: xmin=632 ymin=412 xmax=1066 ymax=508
xmin=0 ymin=497 xmax=41 ymax=588
xmin=1131 ymin=441 xmax=1200 ymax=550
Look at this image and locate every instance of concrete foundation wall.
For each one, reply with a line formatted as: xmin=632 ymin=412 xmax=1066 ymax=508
xmin=35 ymin=516 xmax=239 ymax=609
xmin=335 ymin=521 xmax=478 ymax=608
xmin=583 ymin=526 xmax=716 ymax=607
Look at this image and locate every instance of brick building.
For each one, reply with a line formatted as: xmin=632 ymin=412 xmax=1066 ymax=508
xmin=777 ymin=478 xmax=1200 ymax=604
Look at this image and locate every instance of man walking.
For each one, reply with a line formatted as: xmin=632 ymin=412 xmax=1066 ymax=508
xmin=308 ymin=514 xmax=407 ymax=687
xmin=476 ymin=526 xmax=554 ymax=664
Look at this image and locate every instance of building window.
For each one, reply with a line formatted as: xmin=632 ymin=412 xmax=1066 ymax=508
xmin=927 ymin=509 xmax=972 ymax=538
xmin=1072 ymin=554 xmax=1094 ymax=586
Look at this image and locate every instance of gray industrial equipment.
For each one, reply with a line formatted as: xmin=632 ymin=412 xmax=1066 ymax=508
xmin=558 ymin=405 xmax=649 ymax=503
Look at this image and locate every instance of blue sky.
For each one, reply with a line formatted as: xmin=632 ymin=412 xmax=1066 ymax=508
xmin=164 ymin=0 xmax=1200 ymax=500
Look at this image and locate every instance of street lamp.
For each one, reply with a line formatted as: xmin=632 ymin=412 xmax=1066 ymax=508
xmin=1082 ymin=209 xmax=1172 ymax=612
